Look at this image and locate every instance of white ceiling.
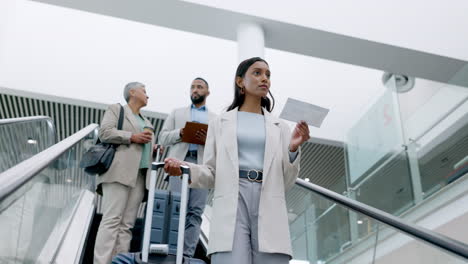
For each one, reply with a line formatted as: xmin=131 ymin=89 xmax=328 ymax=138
xmin=183 ymin=0 xmax=468 ymax=61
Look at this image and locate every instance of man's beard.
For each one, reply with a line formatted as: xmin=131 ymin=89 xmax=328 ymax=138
xmin=191 ymin=94 xmax=205 ymax=105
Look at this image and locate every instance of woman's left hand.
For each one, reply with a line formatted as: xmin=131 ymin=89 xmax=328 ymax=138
xmin=289 ymin=121 xmax=310 ymax=152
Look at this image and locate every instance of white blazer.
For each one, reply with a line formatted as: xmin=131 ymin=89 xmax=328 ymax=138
xmin=158 ymin=105 xmax=216 ymax=163
xmin=188 ymin=107 xmax=301 ymax=257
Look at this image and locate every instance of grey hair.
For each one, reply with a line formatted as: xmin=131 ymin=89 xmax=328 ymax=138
xmin=123 ymin=82 xmax=145 ymax=102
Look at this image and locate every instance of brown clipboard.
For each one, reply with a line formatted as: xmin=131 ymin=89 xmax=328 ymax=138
xmin=181 ymin=122 xmax=208 ymax=145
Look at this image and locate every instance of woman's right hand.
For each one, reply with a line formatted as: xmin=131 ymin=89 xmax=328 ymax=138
xmin=131 ymin=131 xmax=152 ymax=144
xmin=164 ymin=158 xmax=187 ymax=176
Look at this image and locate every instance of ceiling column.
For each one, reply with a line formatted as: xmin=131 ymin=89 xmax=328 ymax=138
xmin=237 ymin=23 xmax=265 ymax=62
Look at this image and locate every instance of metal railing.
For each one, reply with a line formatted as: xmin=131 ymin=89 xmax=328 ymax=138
xmin=0 ymin=116 xmax=56 ymax=139
xmin=0 ymin=115 xmax=54 ymax=126
xmin=295 ymin=178 xmax=468 ymax=260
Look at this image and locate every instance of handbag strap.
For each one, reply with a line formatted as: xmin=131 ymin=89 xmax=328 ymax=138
xmin=95 ymin=104 xmax=125 ymax=145
xmin=117 ymin=104 xmax=124 ymax=130
xmin=110 ymin=104 xmax=125 ymax=148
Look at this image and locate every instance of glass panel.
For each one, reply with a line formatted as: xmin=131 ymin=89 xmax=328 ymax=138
xmin=353 ymin=150 xmax=414 ymax=216
xmin=346 ymin=84 xmax=405 ymax=187
xmin=396 ymin=75 xmax=468 ymax=199
xmin=344 ymin=76 xmax=414 ymax=214
xmin=287 ymin=184 xmax=468 ymax=264
xmin=0 ymin=118 xmax=55 ymax=173
xmin=343 ymin=64 xmax=468 ymax=217
xmin=0 ymin=128 xmax=96 ymax=263
xmin=287 ymin=184 xmax=352 ymax=263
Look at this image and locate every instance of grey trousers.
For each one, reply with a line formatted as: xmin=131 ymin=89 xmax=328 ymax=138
xmin=211 ymin=179 xmax=290 ymax=264
xmin=168 ymin=155 xmax=209 ymax=257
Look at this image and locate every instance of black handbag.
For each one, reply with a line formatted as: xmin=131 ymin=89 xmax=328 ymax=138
xmin=80 ymin=105 xmax=124 ymax=175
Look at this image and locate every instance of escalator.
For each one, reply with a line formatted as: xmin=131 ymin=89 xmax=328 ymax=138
xmin=1 ymin=120 xmax=468 ymax=263
xmin=0 ymin=122 xmax=98 ymax=263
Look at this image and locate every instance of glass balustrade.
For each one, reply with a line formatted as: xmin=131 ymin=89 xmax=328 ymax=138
xmin=0 ymin=125 xmax=97 ymax=263
xmin=286 ymin=182 xmax=468 ymax=264
xmin=0 ymin=117 xmax=55 ymax=173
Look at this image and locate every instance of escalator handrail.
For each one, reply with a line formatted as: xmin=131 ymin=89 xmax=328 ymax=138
xmin=0 ymin=115 xmax=53 ymax=124
xmin=0 ymin=124 xmax=98 ymax=202
xmin=0 ymin=115 xmax=56 ymax=141
xmin=295 ymin=178 xmax=468 ymax=259
xmin=0 ymin=115 xmax=54 ymax=127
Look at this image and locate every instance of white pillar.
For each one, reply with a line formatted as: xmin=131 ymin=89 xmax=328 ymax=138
xmin=237 ymin=23 xmax=265 ymax=62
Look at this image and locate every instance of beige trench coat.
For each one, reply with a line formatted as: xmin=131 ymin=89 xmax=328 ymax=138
xmin=188 ymin=107 xmax=301 ymax=257
xmin=96 ymin=104 xmax=155 ymax=194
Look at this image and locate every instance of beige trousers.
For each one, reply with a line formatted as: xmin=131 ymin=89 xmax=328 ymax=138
xmin=94 ymin=169 xmax=145 ymax=264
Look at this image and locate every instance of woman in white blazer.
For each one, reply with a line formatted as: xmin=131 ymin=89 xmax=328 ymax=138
xmin=164 ymin=57 xmax=310 ymax=264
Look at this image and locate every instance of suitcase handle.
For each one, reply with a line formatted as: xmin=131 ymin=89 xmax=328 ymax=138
xmin=152 ymin=161 xmax=190 ymax=174
xmin=152 ymin=162 xmax=165 ymax=170
xmin=143 ymin=161 xmax=190 ymax=264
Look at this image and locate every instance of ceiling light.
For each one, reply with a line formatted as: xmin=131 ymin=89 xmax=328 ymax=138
xmin=27 ymin=138 xmax=37 ymax=144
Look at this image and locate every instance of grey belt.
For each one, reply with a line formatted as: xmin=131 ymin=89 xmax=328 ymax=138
xmin=239 ymin=169 xmax=263 ymax=182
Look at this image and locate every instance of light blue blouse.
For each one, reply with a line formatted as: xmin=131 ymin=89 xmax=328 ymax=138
xmin=237 ymin=111 xmax=266 ymax=170
xmin=237 ymin=111 xmax=298 ymax=171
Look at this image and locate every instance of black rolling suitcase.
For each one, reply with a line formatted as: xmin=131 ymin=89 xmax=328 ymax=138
xmin=140 ymin=162 xmax=206 ymax=264
xmin=113 ymin=161 xmax=206 ymax=264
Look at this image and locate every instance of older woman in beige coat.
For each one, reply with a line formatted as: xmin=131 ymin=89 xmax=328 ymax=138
xmin=165 ymin=57 xmax=310 ymax=264
xmin=94 ymin=82 xmax=155 ymax=264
